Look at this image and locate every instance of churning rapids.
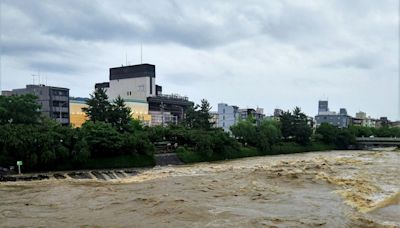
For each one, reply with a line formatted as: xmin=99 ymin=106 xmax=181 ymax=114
xmin=0 ymin=150 xmax=399 ymax=227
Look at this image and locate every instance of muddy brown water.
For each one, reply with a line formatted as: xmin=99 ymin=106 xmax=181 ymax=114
xmin=0 ymin=150 xmax=399 ymax=227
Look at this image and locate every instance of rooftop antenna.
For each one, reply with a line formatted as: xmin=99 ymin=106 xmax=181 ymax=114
xmin=38 ymin=69 xmax=41 ymax=85
xmin=140 ymin=42 xmax=143 ymax=64
xmin=125 ymin=51 xmax=128 ymax=66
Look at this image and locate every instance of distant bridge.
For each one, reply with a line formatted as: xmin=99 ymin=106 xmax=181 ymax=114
xmin=356 ymin=137 xmax=400 ymax=146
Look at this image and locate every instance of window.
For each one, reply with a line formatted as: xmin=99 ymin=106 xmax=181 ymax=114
xmin=138 ymin=85 xmax=145 ymax=92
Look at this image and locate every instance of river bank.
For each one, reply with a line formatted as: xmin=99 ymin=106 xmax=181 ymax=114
xmin=0 ymin=150 xmax=399 ymax=227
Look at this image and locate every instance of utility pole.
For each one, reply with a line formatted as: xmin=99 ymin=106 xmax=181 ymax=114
xmin=160 ymin=102 xmax=166 ymax=126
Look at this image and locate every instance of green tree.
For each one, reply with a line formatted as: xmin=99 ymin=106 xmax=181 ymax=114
xmin=280 ymin=107 xmax=312 ymax=145
xmin=280 ymin=110 xmax=294 ymax=140
xmin=185 ymin=99 xmax=213 ymax=130
xmin=0 ymin=94 xmax=41 ymax=124
xmin=80 ymin=121 xmax=124 ymax=157
xmin=110 ymin=96 xmax=132 ymax=132
xmin=316 ymin=123 xmax=338 ymax=144
xmin=335 ymin=128 xmax=356 ymax=149
xmin=230 ymin=119 xmax=258 ymax=146
xmin=82 ymin=88 xmax=112 ymax=123
xmin=257 ymin=120 xmax=281 ymax=152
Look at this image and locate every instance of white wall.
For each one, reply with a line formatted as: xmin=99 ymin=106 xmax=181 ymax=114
xmin=107 ymin=77 xmax=155 ymax=101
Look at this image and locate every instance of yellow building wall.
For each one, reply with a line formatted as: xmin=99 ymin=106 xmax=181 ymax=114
xmin=69 ymin=100 xmax=151 ymax=128
xmin=70 ymin=101 xmax=88 ymax=128
xmin=125 ymin=101 xmax=152 ymax=124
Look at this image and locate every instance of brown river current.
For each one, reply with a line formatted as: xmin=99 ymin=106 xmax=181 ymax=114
xmin=0 ymin=150 xmax=399 ymax=227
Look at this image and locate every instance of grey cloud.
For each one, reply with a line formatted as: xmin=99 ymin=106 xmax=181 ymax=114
xmin=28 ymin=61 xmax=81 ymax=74
xmin=321 ymin=54 xmax=380 ymax=70
xmin=1 ymin=0 xmax=398 ymax=120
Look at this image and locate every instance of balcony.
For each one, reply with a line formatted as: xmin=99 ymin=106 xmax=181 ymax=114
xmin=53 ymin=107 xmax=69 ymax=112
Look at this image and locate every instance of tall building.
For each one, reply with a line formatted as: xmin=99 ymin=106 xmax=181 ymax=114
xmin=315 ymin=101 xmax=351 ymax=128
xmin=7 ymin=84 xmax=70 ymax=125
xmin=218 ymin=103 xmax=239 ymax=132
xmin=318 ymin=100 xmax=329 ymax=113
xmin=95 ymin=63 xmax=192 ymax=126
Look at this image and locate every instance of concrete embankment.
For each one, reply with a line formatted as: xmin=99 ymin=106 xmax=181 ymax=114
xmin=0 ymin=169 xmax=141 ymax=182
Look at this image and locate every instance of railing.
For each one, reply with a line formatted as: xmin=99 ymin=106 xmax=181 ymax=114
xmin=157 ymin=94 xmax=189 ymax=101
xmin=356 ymin=137 xmax=400 ymax=142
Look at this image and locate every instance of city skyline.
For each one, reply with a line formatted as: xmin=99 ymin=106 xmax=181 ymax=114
xmin=1 ymin=0 xmax=399 ymax=120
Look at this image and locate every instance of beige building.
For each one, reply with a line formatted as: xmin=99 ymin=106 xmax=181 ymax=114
xmin=69 ymin=98 xmax=152 ymax=128
xmin=70 ymin=99 xmax=88 ymax=128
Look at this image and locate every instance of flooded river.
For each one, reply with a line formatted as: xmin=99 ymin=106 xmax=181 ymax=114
xmin=0 ymin=150 xmax=399 ymax=227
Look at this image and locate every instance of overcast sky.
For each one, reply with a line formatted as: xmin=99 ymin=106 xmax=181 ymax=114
xmin=1 ymin=0 xmax=399 ymax=119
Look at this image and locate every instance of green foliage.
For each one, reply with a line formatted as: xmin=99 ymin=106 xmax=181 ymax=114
xmin=82 ymin=88 xmax=111 ymax=123
xmin=316 ymin=123 xmax=356 ymax=149
xmin=271 ymin=142 xmax=334 ymax=155
xmin=79 ymin=155 xmax=155 ymax=169
xmin=280 ymin=107 xmax=312 ymax=145
xmin=316 ymin=123 xmax=338 ymax=144
xmin=109 ymin=96 xmax=132 ymax=132
xmin=0 ymin=120 xmax=89 ymax=171
xmin=176 ymin=146 xmax=260 ymax=163
xmin=335 ymin=128 xmax=356 ymax=149
xmin=0 ymin=94 xmax=41 ymax=124
xmin=257 ymin=120 xmax=281 ymax=153
xmin=185 ymin=99 xmax=213 ymax=130
xmin=80 ymin=121 xmax=124 ymax=157
xmin=230 ymin=119 xmax=281 ymax=153
xmin=230 ymin=119 xmax=258 ymax=145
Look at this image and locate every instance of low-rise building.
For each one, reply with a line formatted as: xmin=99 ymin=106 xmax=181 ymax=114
xmin=354 ymin=111 xmax=376 ymax=127
xmin=315 ymin=101 xmax=351 ymax=128
xmin=209 ymin=111 xmax=219 ymax=128
xmin=217 ymin=103 xmax=266 ymax=132
xmin=70 ymin=97 xmax=88 ymax=128
xmin=7 ymin=84 xmax=70 ymax=125
xmin=218 ymin=103 xmax=239 ymax=132
xmin=238 ymin=108 xmax=265 ymax=125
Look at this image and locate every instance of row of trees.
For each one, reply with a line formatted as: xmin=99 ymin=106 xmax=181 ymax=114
xmin=2 ymin=90 xmax=399 ymax=171
xmin=0 ymin=90 xmax=153 ymax=171
xmin=229 ymin=107 xmax=313 ymax=153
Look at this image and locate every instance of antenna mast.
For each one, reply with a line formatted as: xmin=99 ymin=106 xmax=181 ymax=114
xmin=140 ymin=42 xmax=143 ymax=64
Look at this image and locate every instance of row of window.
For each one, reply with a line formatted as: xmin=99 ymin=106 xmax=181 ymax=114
xmin=52 ymin=90 xmax=68 ymax=96
xmin=52 ymin=112 xmax=69 ymax=118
